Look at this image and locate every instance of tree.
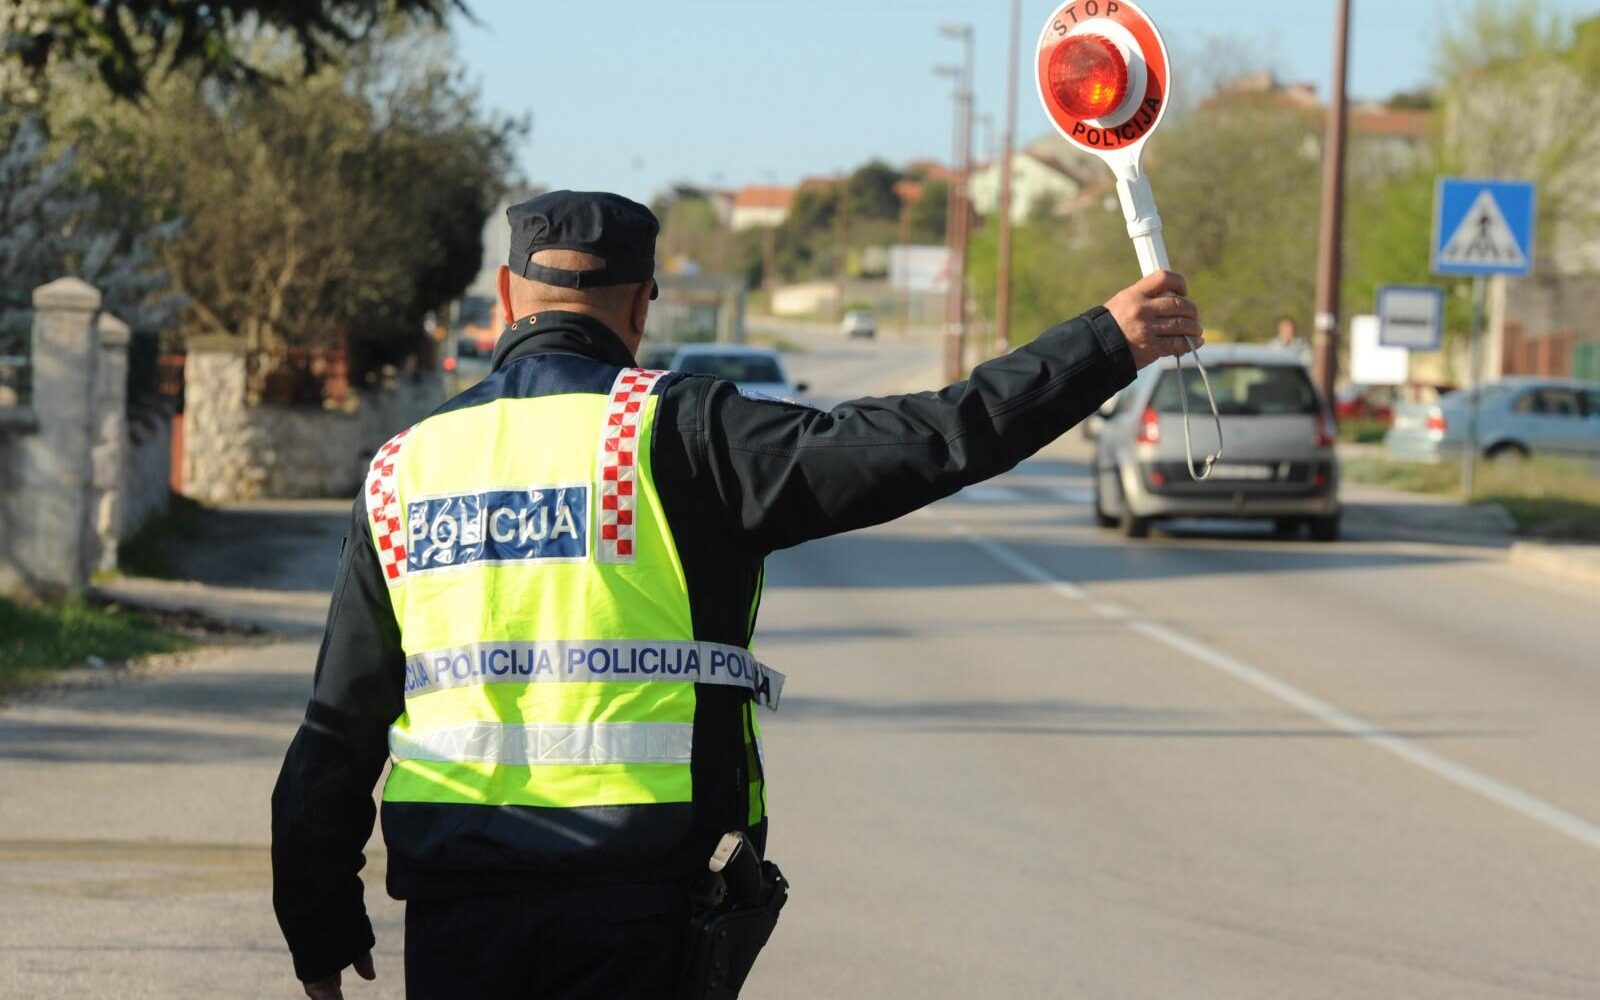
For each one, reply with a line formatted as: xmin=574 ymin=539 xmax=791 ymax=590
xmin=54 ymin=23 xmax=519 ymax=364
xmin=845 ymin=160 xmax=903 ymax=223
xmin=0 ymin=114 xmax=180 ymax=342
xmin=1436 ymin=1 xmax=1600 ymax=263
xmin=1 ymin=0 xmax=462 ymax=102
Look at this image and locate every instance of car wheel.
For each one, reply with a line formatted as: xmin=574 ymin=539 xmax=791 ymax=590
xmin=1485 ymin=442 xmax=1529 ymax=463
xmin=1309 ymin=515 xmax=1341 ymax=543
xmin=1273 ymin=518 xmax=1303 ymax=538
xmin=1092 ymin=472 xmax=1118 ymax=528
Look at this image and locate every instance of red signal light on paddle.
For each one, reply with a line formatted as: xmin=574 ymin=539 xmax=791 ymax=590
xmin=1048 ymin=35 xmax=1128 ymax=120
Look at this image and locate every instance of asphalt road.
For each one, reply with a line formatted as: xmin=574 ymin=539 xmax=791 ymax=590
xmin=2 ymin=333 xmax=1596 ymax=999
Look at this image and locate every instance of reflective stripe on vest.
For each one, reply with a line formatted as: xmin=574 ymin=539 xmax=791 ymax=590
xmin=391 ymin=721 xmax=694 ymax=766
xmin=403 ymin=639 xmax=784 ymax=709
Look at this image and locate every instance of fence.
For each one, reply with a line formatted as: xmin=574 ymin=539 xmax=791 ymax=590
xmin=246 ymin=345 xmax=350 ymax=406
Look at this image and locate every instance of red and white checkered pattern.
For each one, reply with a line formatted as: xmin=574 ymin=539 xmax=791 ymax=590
xmin=597 ymin=368 xmax=665 ymax=563
xmin=364 ymin=428 xmax=413 ymax=583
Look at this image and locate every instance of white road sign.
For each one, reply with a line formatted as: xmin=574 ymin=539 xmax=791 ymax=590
xmin=1350 ymin=314 xmax=1409 ymax=387
xmin=1377 ymin=285 xmax=1444 ymax=351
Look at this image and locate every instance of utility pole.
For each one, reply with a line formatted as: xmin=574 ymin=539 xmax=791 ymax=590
xmin=761 ymin=169 xmax=779 ymax=295
xmin=833 ymin=175 xmax=850 ymax=321
xmin=898 ymin=195 xmax=913 ymax=334
xmin=1312 ymin=0 xmax=1352 ymax=403
xmin=936 ymin=62 xmax=964 ymax=381
xmin=995 ymin=0 xmax=1020 ymax=357
xmin=939 ymin=23 xmax=975 ymax=380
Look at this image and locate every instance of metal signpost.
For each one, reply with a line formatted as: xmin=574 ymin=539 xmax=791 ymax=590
xmin=1431 ymin=178 xmax=1536 ymax=497
xmin=1032 ymin=0 xmax=1222 ymax=480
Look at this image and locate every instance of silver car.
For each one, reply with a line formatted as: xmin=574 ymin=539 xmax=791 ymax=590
xmin=666 ymin=344 xmax=808 ymax=400
xmin=1385 ymin=377 xmax=1600 ymax=463
xmin=1092 ymin=345 xmax=1341 ymax=541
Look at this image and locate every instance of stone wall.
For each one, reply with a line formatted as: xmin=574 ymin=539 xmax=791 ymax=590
xmin=182 ymin=345 xmax=444 ymax=502
xmin=122 ymin=406 xmax=172 ymax=540
xmin=0 ymin=279 xmax=173 ymax=594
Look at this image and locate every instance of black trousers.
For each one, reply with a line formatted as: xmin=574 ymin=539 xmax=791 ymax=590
xmin=404 ymin=881 xmax=690 ymax=1000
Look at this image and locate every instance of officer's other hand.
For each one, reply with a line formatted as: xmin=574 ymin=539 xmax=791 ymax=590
xmin=1105 ymin=270 xmax=1204 ymax=370
xmin=302 ymin=951 xmax=376 ymax=1000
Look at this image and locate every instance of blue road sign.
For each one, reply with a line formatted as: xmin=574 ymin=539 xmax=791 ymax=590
xmin=1432 ymin=178 xmax=1536 ymax=277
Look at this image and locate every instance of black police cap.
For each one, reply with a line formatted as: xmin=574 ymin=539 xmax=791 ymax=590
xmin=507 ymin=190 xmax=660 ymax=298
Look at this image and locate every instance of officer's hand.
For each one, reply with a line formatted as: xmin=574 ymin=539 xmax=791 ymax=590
xmin=302 ymin=952 xmax=376 ymax=1000
xmin=1105 ymin=270 xmax=1204 ymax=370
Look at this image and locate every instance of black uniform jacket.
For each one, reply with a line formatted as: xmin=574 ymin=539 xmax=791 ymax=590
xmin=271 ymin=307 xmax=1135 ymax=981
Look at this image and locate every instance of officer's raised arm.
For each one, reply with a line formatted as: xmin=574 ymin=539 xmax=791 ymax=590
xmin=661 ymin=269 xmax=1202 ymax=553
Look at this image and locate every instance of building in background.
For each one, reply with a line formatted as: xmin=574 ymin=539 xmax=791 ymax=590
xmin=730 ymin=186 xmax=795 ymax=231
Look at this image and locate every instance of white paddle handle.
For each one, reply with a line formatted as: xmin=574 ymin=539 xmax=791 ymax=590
xmin=1113 ymin=163 xmax=1169 ymax=277
xmin=1110 ymin=155 xmax=1223 ymax=480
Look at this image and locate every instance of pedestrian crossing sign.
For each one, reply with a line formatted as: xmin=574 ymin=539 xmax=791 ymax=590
xmin=1432 ymin=178 xmax=1536 ymax=277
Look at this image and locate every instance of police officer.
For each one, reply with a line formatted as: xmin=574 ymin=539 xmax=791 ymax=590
xmin=271 ymin=190 xmax=1202 ymax=999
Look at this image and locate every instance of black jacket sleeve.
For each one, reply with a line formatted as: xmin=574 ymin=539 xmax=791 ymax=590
xmin=271 ymin=499 xmax=405 ymax=983
xmin=658 ymin=307 xmax=1135 ymax=553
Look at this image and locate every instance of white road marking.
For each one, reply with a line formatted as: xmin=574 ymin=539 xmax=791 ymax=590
xmin=954 ymin=486 xmax=1029 ymax=505
xmin=938 ymin=516 xmax=1600 ymax=853
xmin=1052 ymin=486 xmax=1095 ymax=505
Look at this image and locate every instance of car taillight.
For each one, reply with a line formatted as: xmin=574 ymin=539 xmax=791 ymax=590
xmin=1425 ymin=409 xmax=1447 ymax=440
xmin=443 ymin=356 xmax=457 ymax=372
xmin=1314 ymin=412 xmax=1337 ymax=449
xmin=1136 ymin=406 xmax=1161 ymax=445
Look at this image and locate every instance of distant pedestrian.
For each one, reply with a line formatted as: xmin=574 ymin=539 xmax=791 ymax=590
xmin=1275 ymin=315 xmax=1312 ymax=364
xmin=271 ymin=189 xmax=1205 ymax=1000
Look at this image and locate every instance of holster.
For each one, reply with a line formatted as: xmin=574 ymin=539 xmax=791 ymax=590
xmin=678 ymin=833 xmax=789 ymax=1000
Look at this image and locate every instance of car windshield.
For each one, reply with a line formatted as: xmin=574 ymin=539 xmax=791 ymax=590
xmin=675 ymin=353 xmax=784 ymax=383
xmin=1152 ymin=363 xmax=1318 ymax=416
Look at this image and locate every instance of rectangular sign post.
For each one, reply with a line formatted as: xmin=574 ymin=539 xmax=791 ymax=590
xmin=1432 ymin=178 xmax=1537 ymax=498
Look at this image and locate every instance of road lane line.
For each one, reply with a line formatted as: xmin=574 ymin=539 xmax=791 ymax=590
xmin=938 ymin=517 xmax=1600 ymax=853
xmin=956 ymin=486 xmax=1029 ymax=505
xmin=1126 ymin=619 xmax=1600 ymax=852
xmin=943 ymin=522 xmax=1090 ymax=601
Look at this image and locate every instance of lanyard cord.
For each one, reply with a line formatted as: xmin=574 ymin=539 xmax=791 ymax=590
xmin=1173 ymin=336 xmax=1224 ymax=481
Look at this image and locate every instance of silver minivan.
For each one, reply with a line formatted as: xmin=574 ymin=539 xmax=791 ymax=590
xmin=1092 ymin=345 xmax=1341 ymax=540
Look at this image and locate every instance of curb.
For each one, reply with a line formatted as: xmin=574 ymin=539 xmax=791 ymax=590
xmin=1508 ymin=543 xmax=1600 ymax=592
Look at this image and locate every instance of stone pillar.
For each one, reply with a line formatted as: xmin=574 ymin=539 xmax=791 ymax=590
xmin=91 ymin=313 xmax=131 ymax=573
xmin=15 ymin=277 xmax=102 ymax=593
xmin=182 ymin=344 xmax=252 ymax=503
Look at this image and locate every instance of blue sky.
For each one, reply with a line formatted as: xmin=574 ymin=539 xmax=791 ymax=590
xmin=453 ymin=0 xmax=1598 ymax=201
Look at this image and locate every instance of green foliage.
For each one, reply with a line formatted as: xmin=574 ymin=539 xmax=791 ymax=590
xmin=908 ymin=179 xmax=948 ymax=244
xmin=52 ymin=24 xmax=520 ymax=359
xmin=1436 ymin=0 xmax=1600 ymax=256
xmin=0 ymin=595 xmax=191 ymax=691
xmin=2 ymin=0 xmax=462 ymax=101
xmin=846 ymin=160 xmax=903 ymax=223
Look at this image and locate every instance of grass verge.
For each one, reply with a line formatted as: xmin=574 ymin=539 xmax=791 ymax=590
xmin=0 ymin=595 xmax=194 ymax=694
xmin=1343 ymin=455 xmax=1600 ymax=541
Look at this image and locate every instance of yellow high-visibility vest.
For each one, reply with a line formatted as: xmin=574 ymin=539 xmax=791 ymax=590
xmin=364 ymin=359 xmax=779 ymax=871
